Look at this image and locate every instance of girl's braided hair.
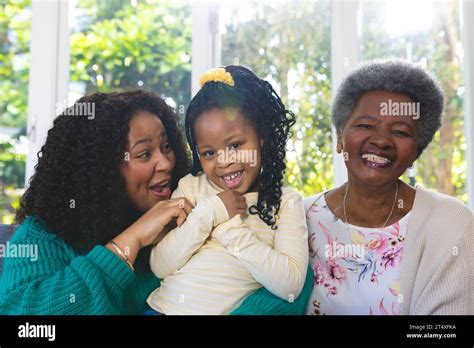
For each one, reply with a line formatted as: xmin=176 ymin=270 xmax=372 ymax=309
xmin=185 ymin=65 xmax=295 ymax=229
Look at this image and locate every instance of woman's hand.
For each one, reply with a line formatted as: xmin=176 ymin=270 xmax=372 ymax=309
xmin=149 ymin=220 xmax=177 ymax=246
xmin=132 ymin=198 xmax=194 ymax=248
xmin=106 ymin=197 xmax=193 ymax=267
xmin=217 ymin=190 xmax=247 ymax=218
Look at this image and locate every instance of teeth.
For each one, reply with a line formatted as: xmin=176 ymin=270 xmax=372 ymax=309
xmin=361 ymin=153 xmax=391 ymax=164
xmin=152 ymin=180 xmax=168 ymax=190
xmin=223 ymin=171 xmax=242 ymax=180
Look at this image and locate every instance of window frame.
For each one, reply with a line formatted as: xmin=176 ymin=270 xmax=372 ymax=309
xmin=26 ymin=0 xmax=473 ymax=208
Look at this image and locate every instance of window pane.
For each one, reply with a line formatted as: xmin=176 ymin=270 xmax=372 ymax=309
xmin=68 ymin=0 xmax=192 ymax=117
xmin=221 ymin=0 xmax=332 ymax=195
xmin=361 ymin=0 xmax=467 ymax=203
xmin=0 ymin=0 xmax=31 ymax=223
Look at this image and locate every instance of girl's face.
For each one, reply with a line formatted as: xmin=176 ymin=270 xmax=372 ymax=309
xmin=338 ymin=90 xmax=419 ymax=187
xmin=193 ymin=107 xmax=262 ymax=193
xmin=121 ymin=111 xmax=176 ymax=212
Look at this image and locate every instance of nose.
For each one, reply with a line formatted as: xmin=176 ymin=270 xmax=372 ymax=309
xmin=154 ymin=150 xmax=174 ymax=173
xmin=217 ymin=150 xmax=234 ymax=169
xmin=369 ymin=128 xmax=393 ymax=149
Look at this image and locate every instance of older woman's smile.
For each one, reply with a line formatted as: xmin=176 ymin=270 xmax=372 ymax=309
xmin=360 ymin=152 xmax=392 ymax=167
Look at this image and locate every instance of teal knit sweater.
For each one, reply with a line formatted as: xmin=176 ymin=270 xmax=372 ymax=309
xmin=0 ymin=217 xmax=313 ymax=315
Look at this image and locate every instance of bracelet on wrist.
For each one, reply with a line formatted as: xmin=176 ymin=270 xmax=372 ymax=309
xmin=109 ymin=240 xmax=134 ymax=271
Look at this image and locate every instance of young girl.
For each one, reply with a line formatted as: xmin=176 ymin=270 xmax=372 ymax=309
xmin=147 ymin=65 xmax=309 ymax=314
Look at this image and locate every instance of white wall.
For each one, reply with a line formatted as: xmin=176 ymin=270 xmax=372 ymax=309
xmin=330 ymin=0 xmax=360 ymax=187
xmin=26 ymin=0 xmax=69 ymax=184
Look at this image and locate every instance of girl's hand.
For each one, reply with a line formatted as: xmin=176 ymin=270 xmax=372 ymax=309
xmin=217 ymin=190 xmax=247 ymax=218
xmin=131 ymin=198 xmax=193 ymax=248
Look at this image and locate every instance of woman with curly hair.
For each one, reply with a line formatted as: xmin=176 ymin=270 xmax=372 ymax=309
xmin=146 ymin=65 xmax=312 ymax=314
xmin=305 ymin=60 xmax=473 ymax=315
xmin=0 ymin=90 xmax=195 ymax=314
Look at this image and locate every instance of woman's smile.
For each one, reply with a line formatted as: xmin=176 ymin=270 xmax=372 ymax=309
xmin=339 ymin=91 xmax=419 ymax=186
xmin=360 ymin=152 xmax=392 ymax=167
xmin=149 ymin=176 xmax=172 ymax=199
xmin=122 ymin=111 xmax=176 ymax=211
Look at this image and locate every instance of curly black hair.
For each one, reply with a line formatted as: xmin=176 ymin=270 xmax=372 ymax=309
xmin=15 ymin=90 xmax=190 ymax=253
xmin=185 ymin=65 xmax=295 ymax=229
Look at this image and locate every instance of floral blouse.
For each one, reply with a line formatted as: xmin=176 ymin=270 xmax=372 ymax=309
xmin=305 ymin=193 xmax=410 ymax=315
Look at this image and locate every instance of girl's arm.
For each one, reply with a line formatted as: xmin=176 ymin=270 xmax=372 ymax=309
xmin=211 ymin=190 xmax=309 ymax=301
xmin=149 ymin=188 xmax=229 ymax=278
xmin=231 ymin=263 xmax=314 ymax=315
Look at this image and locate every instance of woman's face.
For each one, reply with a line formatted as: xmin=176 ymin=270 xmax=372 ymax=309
xmin=338 ymin=90 xmax=419 ymax=187
xmin=121 ymin=111 xmax=176 ymax=212
xmin=193 ymin=107 xmax=262 ymax=194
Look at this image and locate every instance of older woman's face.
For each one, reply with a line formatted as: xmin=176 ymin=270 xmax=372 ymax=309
xmin=339 ymin=90 xmax=419 ymax=187
xmin=121 ymin=111 xmax=176 ymax=212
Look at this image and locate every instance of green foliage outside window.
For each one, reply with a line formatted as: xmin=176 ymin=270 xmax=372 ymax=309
xmin=0 ymin=0 xmax=468 ymax=224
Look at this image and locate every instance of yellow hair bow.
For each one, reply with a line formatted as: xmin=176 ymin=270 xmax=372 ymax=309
xmin=199 ymin=68 xmax=235 ymax=87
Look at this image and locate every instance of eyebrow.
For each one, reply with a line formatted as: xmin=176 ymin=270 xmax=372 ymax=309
xmin=223 ymin=133 xmax=242 ymax=143
xmin=197 ymin=144 xmax=213 ymax=152
xmin=353 ymin=115 xmax=417 ymax=132
xmin=197 ymin=133 xmax=243 ymax=152
xmin=354 ymin=115 xmax=379 ymax=122
xmin=390 ymin=120 xmax=417 ymax=130
xmin=132 ymin=138 xmax=150 ymax=149
xmin=131 ymin=131 xmax=167 ymax=149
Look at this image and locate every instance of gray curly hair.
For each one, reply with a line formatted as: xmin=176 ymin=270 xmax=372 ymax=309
xmin=332 ymin=59 xmax=445 ymax=158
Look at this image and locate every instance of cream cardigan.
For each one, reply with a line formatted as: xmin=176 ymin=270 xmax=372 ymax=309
xmin=304 ymin=185 xmax=474 ymax=315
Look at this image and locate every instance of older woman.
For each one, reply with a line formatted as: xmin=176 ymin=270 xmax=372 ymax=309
xmin=305 ymin=60 xmax=473 ymax=315
xmin=0 ymin=90 xmax=312 ymax=315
